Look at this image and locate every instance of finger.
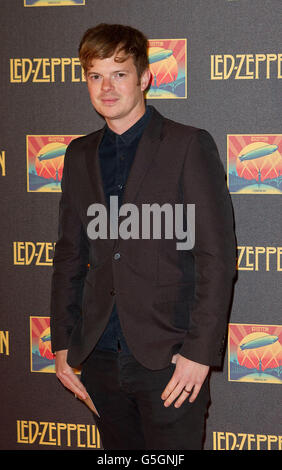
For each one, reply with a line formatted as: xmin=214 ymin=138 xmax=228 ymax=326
xmin=57 ymin=370 xmax=87 ymax=399
xmin=188 ymin=383 xmax=201 ymax=403
xmin=65 ymin=377 xmax=88 ymax=400
xmin=71 ymin=373 xmax=87 ymax=393
xmin=161 ymin=375 xmax=179 ymax=401
xmin=163 ymin=382 xmax=185 ymax=407
xmin=73 ymin=379 xmax=88 ymax=400
xmin=174 ymin=388 xmax=191 ymax=408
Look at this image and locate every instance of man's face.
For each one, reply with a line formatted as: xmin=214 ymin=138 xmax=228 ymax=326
xmin=85 ymin=52 xmax=150 ymax=127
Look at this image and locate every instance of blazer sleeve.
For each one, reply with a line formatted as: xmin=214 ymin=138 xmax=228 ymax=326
xmin=50 ymin=142 xmax=89 ymax=353
xmin=178 ymin=129 xmax=237 ymax=367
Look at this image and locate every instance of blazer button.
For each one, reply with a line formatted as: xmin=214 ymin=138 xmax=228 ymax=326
xmin=110 ymin=288 xmax=116 ymax=296
xmin=113 ymin=252 xmax=121 ymax=260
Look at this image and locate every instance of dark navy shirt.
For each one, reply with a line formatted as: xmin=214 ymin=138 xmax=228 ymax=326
xmin=94 ymin=105 xmax=152 ymax=353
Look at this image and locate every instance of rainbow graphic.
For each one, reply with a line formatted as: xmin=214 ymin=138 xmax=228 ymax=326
xmin=30 ymin=316 xmax=81 ymax=373
xmin=24 ymin=0 xmax=85 ymax=6
xmin=26 ymin=135 xmax=82 ymax=192
xmin=228 ymin=323 xmax=282 ymax=384
xmin=30 ymin=316 xmax=56 ymax=373
xmin=146 ymin=39 xmax=187 ymax=99
xmin=227 ymin=134 xmax=282 ymax=194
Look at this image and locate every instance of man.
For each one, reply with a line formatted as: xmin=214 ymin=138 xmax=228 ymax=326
xmin=51 ymin=23 xmax=236 ymax=450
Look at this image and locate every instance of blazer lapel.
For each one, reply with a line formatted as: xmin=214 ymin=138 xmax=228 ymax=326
xmin=83 ymin=106 xmax=165 ymax=245
xmin=84 ymin=126 xmax=106 ymax=207
xmin=122 ymin=106 xmax=165 ymax=206
xmin=84 ymin=125 xmax=115 ymax=247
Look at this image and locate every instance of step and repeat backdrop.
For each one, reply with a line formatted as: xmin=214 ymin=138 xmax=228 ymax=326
xmin=1 ymin=0 xmax=281 ymax=451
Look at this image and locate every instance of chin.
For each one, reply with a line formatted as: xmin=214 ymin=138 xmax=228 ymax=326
xmin=95 ymin=103 xmax=122 ymax=119
xmin=101 ymin=111 xmax=122 ymax=121
xmin=102 ymin=108 xmax=129 ymax=121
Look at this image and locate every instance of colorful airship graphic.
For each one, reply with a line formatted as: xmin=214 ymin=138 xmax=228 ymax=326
xmin=37 ymin=145 xmax=66 ymax=162
xmin=148 ymin=49 xmax=174 ymax=64
xmin=228 ymin=324 xmax=282 ymax=384
xmin=227 ymin=135 xmax=282 ymax=194
xmin=240 ymin=334 xmax=279 ymax=350
xmin=27 ymin=135 xmax=81 ymax=192
xmin=146 ymin=39 xmax=187 ymax=99
xmin=239 ymin=144 xmax=278 ymax=162
xmin=30 ymin=316 xmax=81 ymax=373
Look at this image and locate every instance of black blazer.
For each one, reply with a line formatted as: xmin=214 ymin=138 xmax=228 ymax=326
xmin=50 ymin=106 xmax=236 ymax=369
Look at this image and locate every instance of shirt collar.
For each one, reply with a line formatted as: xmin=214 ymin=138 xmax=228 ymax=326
xmin=104 ymin=105 xmax=152 ymax=145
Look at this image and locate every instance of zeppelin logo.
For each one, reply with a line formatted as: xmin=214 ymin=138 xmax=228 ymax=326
xmin=237 ymin=246 xmax=282 ymax=271
xmin=13 ymin=242 xmax=55 ymax=266
xmin=213 ymin=431 xmax=282 ymax=450
xmin=17 ymin=420 xmax=100 ymax=448
xmin=10 ymin=58 xmax=86 ymax=83
xmin=211 ymin=54 xmax=282 ymax=79
xmin=0 ymin=151 xmax=6 ymax=176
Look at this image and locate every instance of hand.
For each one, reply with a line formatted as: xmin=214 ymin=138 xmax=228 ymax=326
xmin=161 ymin=354 xmax=209 ymax=407
xmin=55 ymin=349 xmax=88 ymax=400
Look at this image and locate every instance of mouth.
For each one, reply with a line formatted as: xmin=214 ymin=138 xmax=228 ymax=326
xmin=100 ymin=98 xmax=119 ymax=105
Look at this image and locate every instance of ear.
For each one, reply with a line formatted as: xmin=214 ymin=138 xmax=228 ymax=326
xmin=140 ymin=68 xmax=151 ymax=92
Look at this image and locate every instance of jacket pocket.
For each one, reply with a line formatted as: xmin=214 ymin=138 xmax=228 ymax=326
xmin=153 ymin=298 xmax=191 ymax=331
xmin=154 ymin=282 xmax=194 ymax=303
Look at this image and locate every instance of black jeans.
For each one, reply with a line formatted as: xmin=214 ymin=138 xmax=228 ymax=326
xmin=81 ymin=349 xmax=210 ymax=450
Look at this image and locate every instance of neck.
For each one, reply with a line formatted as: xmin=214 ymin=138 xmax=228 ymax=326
xmin=105 ymin=102 xmax=146 ymax=135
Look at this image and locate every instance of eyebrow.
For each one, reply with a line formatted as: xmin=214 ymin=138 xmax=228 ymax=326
xmin=87 ymin=69 xmax=130 ymax=76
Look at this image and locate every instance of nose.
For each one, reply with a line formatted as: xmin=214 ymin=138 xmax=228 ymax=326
xmin=101 ymin=76 xmax=113 ymax=91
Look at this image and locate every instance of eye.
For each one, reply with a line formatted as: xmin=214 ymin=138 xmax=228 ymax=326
xmin=114 ymin=72 xmax=126 ymax=79
xmin=89 ymin=74 xmax=101 ymax=80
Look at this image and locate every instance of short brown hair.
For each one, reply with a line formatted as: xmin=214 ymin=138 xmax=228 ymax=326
xmin=79 ymin=23 xmax=149 ymax=79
